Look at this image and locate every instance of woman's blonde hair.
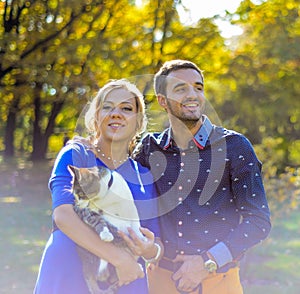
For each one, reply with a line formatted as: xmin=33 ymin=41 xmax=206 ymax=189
xmin=85 ymin=79 xmax=147 ymax=153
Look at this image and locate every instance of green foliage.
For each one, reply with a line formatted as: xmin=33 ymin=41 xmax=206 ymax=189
xmin=264 ymin=167 xmax=300 ymax=218
xmin=0 ymin=0 xmax=229 ymax=160
xmin=222 ymin=0 xmax=300 ymax=167
xmin=255 ymin=138 xmax=300 ymax=218
xmin=0 ymin=0 xmax=299 ymax=171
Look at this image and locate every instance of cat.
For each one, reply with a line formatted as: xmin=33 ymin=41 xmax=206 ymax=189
xmin=68 ymin=165 xmax=144 ymax=294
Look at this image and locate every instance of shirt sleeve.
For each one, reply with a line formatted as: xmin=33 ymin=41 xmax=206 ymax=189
xmin=48 ymin=142 xmax=94 ymax=209
xmin=210 ymin=135 xmax=271 ymax=263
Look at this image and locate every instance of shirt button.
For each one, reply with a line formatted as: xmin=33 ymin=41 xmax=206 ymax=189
xmin=180 ymin=162 xmax=184 ymax=167
xmin=180 ymin=250 xmax=184 ymax=255
xmin=178 ymin=221 xmax=183 ymax=225
xmin=178 ymin=232 xmax=183 ymax=237
xmin=181 ymin=152 xmax=186 ymax=156
xmin=178 ymin=185 xmax=183 ymax=190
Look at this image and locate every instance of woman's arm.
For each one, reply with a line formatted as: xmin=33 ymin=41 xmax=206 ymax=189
xmin=50 ymin=143 xmax=144 ymax=284
xmin=53 ymin=204 xmax=144 ymax=285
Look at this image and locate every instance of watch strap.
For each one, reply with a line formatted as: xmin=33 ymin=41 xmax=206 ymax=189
xmin=201 ymin=251 xmax=218 ymax=273
xmin=200 ymin=252 xmax=209 ymax=262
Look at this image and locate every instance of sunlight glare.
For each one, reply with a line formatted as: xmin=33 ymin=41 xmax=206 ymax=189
xmin=178 ymin=0 xmax=244 ymax=38
xmin=0 ymin=196 xmax=22 ymax=203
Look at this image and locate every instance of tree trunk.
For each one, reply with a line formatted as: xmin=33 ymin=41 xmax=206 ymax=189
xmin=4 ymin=111 xmax=16 ymax=157
xmin=30 ymin=95 xmax=65 ymax=161
xmin=3 ymin=98 xmax=20 ymax=158
xmin=31 ymin=96 xmax=45 ymax=161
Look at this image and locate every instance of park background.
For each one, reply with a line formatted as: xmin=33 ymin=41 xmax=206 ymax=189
xmin=0 ymin=0 xmax=299 ymax=293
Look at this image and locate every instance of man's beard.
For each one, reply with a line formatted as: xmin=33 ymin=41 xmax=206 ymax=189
xmin=166 ymin=99 xmax=203 ymax=127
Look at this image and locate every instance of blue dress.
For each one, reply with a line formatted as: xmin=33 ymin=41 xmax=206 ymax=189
xmin=34 ymin=142 xmax=159 ymax=294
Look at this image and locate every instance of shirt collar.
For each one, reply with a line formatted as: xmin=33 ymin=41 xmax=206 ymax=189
xmin=163 ymin=115 xmax=213 ymax=150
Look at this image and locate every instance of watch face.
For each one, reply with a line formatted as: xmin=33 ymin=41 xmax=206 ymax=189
xmin=205 ymin=260 xmax=217 ymax=273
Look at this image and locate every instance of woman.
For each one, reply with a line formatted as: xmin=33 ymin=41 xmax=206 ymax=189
xmin=34 ymin=79 xmax=161 ymax=294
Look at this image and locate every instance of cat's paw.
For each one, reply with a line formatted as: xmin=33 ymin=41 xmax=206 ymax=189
xmin=100 ymin=227 xmax=114 ymax=242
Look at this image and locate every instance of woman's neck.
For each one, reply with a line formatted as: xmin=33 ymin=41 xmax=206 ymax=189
xmin=94 ymin=140 xmax=129 ymax=169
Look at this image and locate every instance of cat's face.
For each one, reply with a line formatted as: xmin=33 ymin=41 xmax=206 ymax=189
xmin=68 ymin=165 xmax=111 ymax=205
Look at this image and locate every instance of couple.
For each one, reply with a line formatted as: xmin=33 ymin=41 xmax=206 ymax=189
xmin=34 ymin=60 xmax=271 ymax=294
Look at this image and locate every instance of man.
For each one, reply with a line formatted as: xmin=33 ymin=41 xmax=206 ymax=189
xmin=133 ymin=60 xmax=271 ymax=293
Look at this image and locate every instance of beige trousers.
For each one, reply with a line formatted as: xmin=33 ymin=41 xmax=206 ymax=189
xmin=147 ymin=264 xmax=243 ymax=294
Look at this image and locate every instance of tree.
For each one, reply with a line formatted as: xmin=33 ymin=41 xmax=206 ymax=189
xmin=221 ymin=0 xmax=300 ymax=169
xmin=0 ymin=0 xmax=118 ymax=159
xmin=0 ymin=0 xmax=230 ymax=161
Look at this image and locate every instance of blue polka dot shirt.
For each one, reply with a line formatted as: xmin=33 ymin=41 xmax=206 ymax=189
xmin=134 ymin=116 xmax=271 ymax=268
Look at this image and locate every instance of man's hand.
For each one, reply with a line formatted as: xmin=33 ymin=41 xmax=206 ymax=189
xmin=172 ymin=255 xmax=209 ymax=293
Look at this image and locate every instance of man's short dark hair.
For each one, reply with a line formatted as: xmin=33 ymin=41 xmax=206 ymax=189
xmin=154 ymin=60 xmax=204 ymax=96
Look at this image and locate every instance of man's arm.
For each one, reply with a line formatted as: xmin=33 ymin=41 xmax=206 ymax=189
xmin=209 ymin=135 xmax=271 ymax=267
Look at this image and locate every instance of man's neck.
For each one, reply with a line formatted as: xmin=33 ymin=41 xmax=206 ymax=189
xmin=170 ymin=119 xmax=203 ymax=150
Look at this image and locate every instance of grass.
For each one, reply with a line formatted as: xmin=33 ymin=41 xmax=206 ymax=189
xmin=0 ymin=160 xmax=299 ymax=294
xmin=0 ymin=199 xmax=51 ymax=293
xmin=241 ymin=210 xmax=300 ymax=294
xmin=0 ymin=160 xmax=52 ymax=294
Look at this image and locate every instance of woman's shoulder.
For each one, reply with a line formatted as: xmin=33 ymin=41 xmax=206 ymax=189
xmin=66 ymin=136 xmax=93 ymax=151
xmin=56 ymin=136 xmax=96 ymax=167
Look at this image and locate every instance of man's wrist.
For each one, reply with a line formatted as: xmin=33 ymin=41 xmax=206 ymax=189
xmin=201 ymin=252 xmax=218 ymax=273
xmin=208 ymin=242 xmax=233 ymax=268
xmin=206 ymin=251 xmax=216 ymax=262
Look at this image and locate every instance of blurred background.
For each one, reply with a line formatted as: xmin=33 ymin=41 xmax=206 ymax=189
xmin=0 ymin=0 xmax=299 ymax=293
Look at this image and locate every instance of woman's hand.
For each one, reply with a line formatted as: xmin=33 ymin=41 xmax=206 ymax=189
xmin=114 ymin=251 xmax=145 ymax=286
xmin=119 ymin=227 xmax=159 ymax=260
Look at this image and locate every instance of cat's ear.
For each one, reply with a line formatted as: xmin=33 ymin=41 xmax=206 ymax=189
xmin=68 ymin=165 xmax=81 ymax=181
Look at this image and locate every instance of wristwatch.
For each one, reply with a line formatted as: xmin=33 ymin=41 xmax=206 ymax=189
xmin=201 ymin=252 xmax=218 ymax=273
